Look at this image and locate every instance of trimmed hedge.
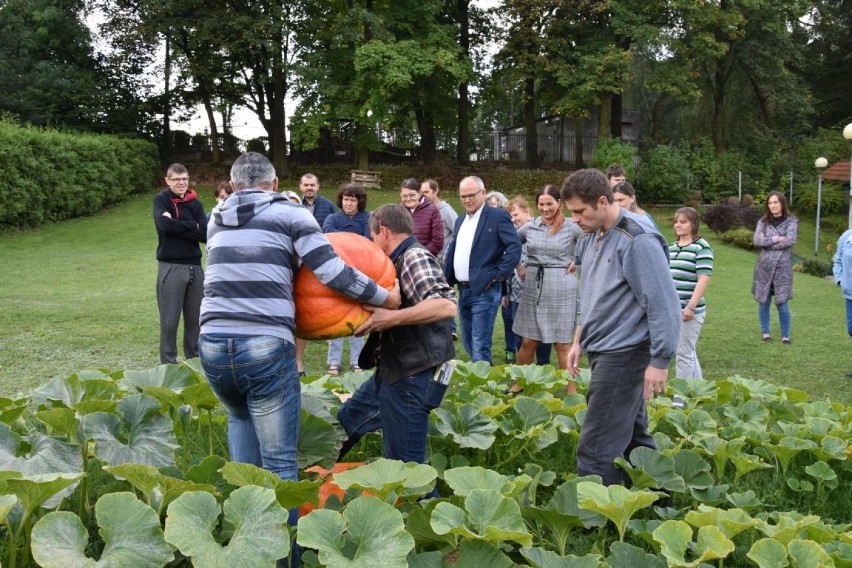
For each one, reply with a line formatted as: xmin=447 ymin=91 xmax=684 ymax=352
xmin=0 ymin=121 xmax=159 ymax=229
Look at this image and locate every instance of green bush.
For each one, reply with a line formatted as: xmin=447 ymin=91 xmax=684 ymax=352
xmin=718 ymin=228 xmax=758 ymax=251
xmin=792 ymin=179 xmax=846 ymax=216
xmin=0 ymin=120 xmax=159 ymax=229
xmin=795 ymin=257 xmax=833 ymax=278
xmin=639 ymin=144 xmax=690 ymax=203
xmin=590 ymin=138 xmax=637 ymax=179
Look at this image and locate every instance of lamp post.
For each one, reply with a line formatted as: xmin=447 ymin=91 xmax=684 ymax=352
xmin=844 ymin=123 xmax=852 ymax=230
xmin=815 ymin=157 xmax=828 ymax=255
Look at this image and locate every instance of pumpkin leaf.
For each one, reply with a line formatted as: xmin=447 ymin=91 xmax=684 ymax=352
xmin=31 ymin=372 xmax=119 ymax=408
xmin=164 ymin=487 xmax=290 ymax=567
xmin=684 ymin=505 xmax=757 ymax=539
xmin=747 ymin=538 xmax=790 ymax=568
xmin=442 ymin=466 xmax=510 ymax=497
xmin=652 ymin=520 xmax=735 ymax=568
xmin=82 ymin=394 xmax=178 ymax=468
xmin=297 ymin=496 xmax=413 ymax=567
xmin=31 ymin=492 xmax=173 ymax=568
xmin=433 ymin=404 xmax=497 ymax=450
xmin=122 ymin=364 xmax=199 ymax=392
xmin=0 ymin=424 xmax=83 ymax=477
xmin=519 ymin=546 xmax=602 ymax=567
xmin=332 ymin=458 xmax=436 ymax=502
xmin=297 ymin=409 xmax=340 ymax=469
xmin=786 ymin=539 xmax=834 ymax=567
xmin=672 ymin=449 xmax=714 ymax=490
xmin=606 ymin=541 xmax=666 ymax=568
xmin=431 ymin=488 xmax=532 ymax=547
xmin=220 ymin=461 xmax=320 ymax=510
xmin=104 ymin=463 xmax=217 ymax=515
xmin=576 ymin=481 xmax=659 ymax=542
xmin=34 ymin=408 xmax=82 ymax=443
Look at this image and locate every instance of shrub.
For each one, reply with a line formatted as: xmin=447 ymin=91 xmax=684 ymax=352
xmin=718 ymin=228 xmax=758 ymax=251
xmin=702 ymin=202 xmax=761 ymax=234
xmin=590 ymin=138 xmax=637 ymax=179
xmin=639 ymin=144 xmax=690 ymax=203
xmin=792 ymin=180 xmax=846 ymax=216
xmin=794 ymin=257 xmax=833 ymax=278
xmin=0 ymin=121 xmax=159 ymax=229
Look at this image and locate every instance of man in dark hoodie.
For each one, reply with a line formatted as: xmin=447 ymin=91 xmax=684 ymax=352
xmin=152 ymin=163 xmax=207 ymax=364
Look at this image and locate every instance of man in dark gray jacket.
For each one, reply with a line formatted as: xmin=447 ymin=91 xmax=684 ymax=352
xmin=561 ymin=168 xmax=680 ymax=486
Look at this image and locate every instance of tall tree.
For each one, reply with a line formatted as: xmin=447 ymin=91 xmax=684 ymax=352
xmin=0 ymin=0 xmax=128 ymax=130
xmin=294 ymin=0 xmax=468 ymax=169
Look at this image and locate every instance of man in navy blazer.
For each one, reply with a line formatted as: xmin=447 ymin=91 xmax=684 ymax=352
xmin=444 ymin=176 xmax=521 ymax=364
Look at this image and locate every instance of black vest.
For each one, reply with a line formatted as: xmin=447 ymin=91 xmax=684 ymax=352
xmin=360 ymin=239 xmax=455 ymax=384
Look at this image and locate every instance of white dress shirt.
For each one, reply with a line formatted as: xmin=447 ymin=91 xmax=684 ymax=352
xmin=452 ymin=205 xmax=484 ymax=282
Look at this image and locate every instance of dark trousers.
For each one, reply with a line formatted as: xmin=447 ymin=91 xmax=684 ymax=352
xmin=157 ymin=262 xmax=204 ymax=364
xmin=577 ymin=346 xmax=657 ymax=485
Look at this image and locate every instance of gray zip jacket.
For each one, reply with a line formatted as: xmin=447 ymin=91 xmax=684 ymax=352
xmin=575 ymin=209 xmax=680 ymax=369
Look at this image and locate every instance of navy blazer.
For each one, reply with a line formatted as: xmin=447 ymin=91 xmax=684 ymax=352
xmin=443 ymin=203 xmax=521 ymax=293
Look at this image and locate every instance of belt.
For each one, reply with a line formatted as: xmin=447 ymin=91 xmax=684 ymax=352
xmin=458 ymin=281 xmax=470 ymax=288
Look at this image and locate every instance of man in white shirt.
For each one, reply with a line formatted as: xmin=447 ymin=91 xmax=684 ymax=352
xmin=443 ymin=176 xmax=521 ymax=363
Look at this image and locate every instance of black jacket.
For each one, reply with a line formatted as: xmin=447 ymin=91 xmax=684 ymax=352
xmin=153 ymin=188 xmax=207 ymax=264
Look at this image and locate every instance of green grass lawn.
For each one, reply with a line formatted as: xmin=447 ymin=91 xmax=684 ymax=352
xmin=1 ymin=186 xmax=849 ymax=403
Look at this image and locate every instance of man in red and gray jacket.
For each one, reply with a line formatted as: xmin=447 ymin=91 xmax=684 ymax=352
xmin=152 ymin=163 xmax=207 ymax=364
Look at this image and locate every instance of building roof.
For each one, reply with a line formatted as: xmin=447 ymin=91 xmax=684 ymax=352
xmin=824 ymin=161 xmax=851 ymax=182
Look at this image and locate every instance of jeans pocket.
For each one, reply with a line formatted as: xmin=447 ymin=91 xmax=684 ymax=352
xmin=424 ymin=375 xmax=448 ymax=410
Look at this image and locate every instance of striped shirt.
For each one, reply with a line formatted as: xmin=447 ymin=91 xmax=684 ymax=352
xmin=200 ymin=189 xmax=388 ymax=343
xmin=668 ymin=238 xmax=714 ymax=313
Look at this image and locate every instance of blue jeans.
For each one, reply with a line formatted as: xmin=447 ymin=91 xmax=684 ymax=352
xmin=458 ymin=285 xmax=502 ymax=364
xmin=577 ymin=347 xmax=657 ymax=486
xmin=198 ymin=333 xmax=301 ymax=564
xmin=510 ymin=301 xmax=553 ymax=364
xmin=337 ymin=368 xmax=448 ymax=463
xmin=846 ymin=299 xmax=852 ymax=336
xmin=759 ymin=299 xmax=791 ymax=338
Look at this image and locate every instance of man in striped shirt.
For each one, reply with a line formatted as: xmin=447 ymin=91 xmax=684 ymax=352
xmin=198 ymin=153 xmax=400 ymax=544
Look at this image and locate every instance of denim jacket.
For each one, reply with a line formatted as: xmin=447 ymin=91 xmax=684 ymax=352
xmin=833 ymin=230 xmax=852 ymax=300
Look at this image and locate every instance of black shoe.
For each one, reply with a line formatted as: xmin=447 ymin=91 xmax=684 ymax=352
xmin=505 ymin=350 xmax=517 ymax=363
xmin=846 ymin=372 xmax=852 ymax=379
xmin=451 ymin=332 xmax=458 ymax=341
xmin=762 ymin=333 xmax=771 ymax=342
xmin=781 ymin=337 xmax=791 ymax=344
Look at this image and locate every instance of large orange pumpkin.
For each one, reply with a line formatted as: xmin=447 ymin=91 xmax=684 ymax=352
xmin=294 ymin=232 xmax=395 ymax=339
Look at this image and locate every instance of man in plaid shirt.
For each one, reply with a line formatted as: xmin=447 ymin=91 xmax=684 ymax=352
xmin=337 ymin=204 xmax=457 ymax=464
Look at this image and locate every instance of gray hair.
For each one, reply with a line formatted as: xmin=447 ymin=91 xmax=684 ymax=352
xmin=460 ymin=176 xmax=485 ymax=191
xmin=231 ymin=152 xmax=277 ymax=189
xmin=485 ymin=191 xmax=508 ymax=208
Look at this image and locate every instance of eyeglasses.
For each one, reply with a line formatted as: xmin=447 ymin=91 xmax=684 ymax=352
xmin=169 ymin=177 xmax=189 ymax=183
xmin=459 ymin=189 xmax=482 ymax=201
xmin=400 ymin=192 xmax=419 ymax=200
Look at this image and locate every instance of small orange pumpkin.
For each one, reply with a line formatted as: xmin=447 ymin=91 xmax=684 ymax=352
xmin=299 ymin=461 xmax=365 ymax=516
xmin=294 ymin=233 xmax=395 ymax=339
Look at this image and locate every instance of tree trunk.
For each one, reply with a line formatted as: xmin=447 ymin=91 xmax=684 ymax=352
xmin=610 ymin=93 xmax=622 ymax=139
xmin=574 ymin=117 xmax=584 ymax=169
xmin=199 ymin=80 xmax=221 ymax=164
xmin=456 ymin=0 xmax=470 ymax=164
xmin=270 ymin=8 xmax=289 ymax=177
xmin=651 ymin=93 xmax=667 ymax=142
xmin=524 ymin=76 xmax=539 ymax=168
xmin=597 ymin=93 xmax=612 ymax=139
xmin=163 ymin=35 xmax=171 ymax=158
xmin=414 ymin=99 xmax=436 ymax=164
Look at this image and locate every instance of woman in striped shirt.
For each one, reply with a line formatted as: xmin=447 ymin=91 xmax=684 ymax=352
xmin=669 ymin=207 xmax=714 ymax=379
